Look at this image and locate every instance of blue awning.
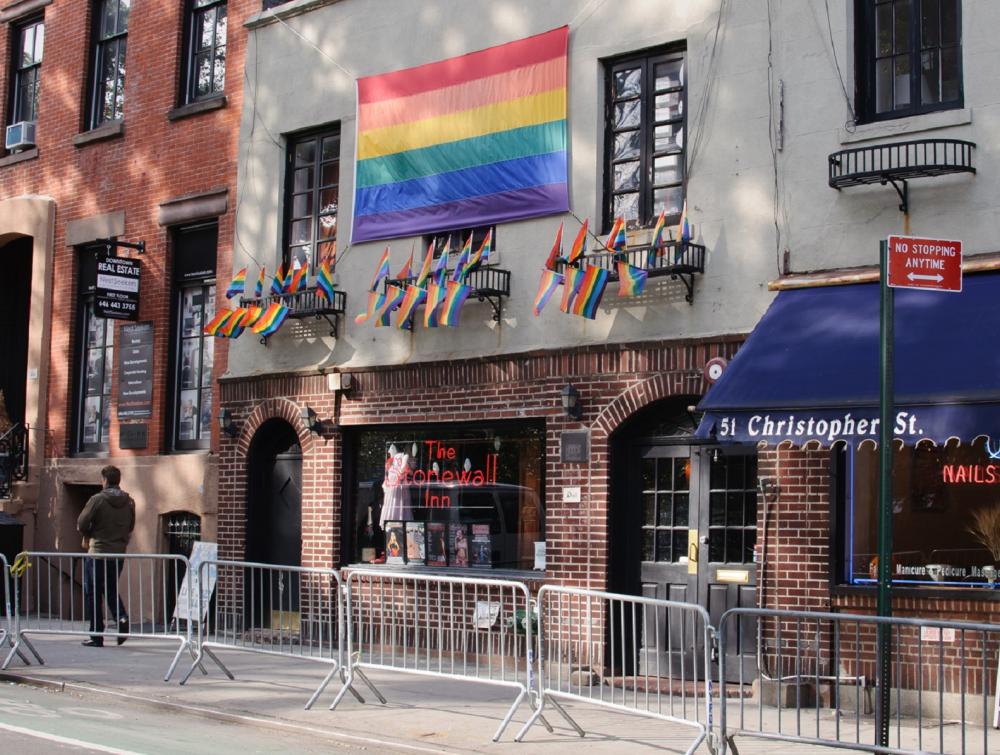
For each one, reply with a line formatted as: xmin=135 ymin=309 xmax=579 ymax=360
xmin=696 ymin=272 xmax=1000 ymax=445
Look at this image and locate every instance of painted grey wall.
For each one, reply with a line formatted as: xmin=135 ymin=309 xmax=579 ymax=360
xmin=227 ymin=0 xmax=993 ymax=377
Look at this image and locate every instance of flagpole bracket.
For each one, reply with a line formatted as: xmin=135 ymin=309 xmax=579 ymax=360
xmin=476 ymin=292 xmax=504 ymax=322
xmin=671 ymin=271 xmax=696 ymax=304
xmin=316 ymin=312 xmax=340 ymax=338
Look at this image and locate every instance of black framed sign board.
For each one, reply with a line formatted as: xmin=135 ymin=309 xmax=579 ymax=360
xmin=117 ymin=322 xmax=154 ymax=419
xmin=96 ymin=255 xmax=140 ymax=320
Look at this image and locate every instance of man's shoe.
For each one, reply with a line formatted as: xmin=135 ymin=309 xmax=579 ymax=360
xmin=81 ymin=639 xmax=103 ymax=647
xmin=117 ymin=620 xmax=130 ymax=646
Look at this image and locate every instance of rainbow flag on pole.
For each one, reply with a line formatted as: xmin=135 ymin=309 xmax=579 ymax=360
xmin=571 ymin=265 xmax=610 ymax=320
xmin=649 ymin=209 xmax=667 ymax=264
xmin=559 ymin=266 xmax=585 ymax=313
xmin=440 ymin=281 xmax=472 ymax=327
xmin=544 ymin=222 xmax=563 ymax=270
xmin=352 ymin=27 xmax=569 ymax=243
xmin=606 ymin=217 xmax=626 ymax=252
xmin=396 ymin=284 xmax=427 ymax=328
xmin=617 ymin=261 xmax=648 ymax=297
xmin=375 ymin=284 xmax=406 ymax=327
xmin=395 ymin=246 xmax=414 ymax=280
xmin=251 ymin=303 xmax=290 ymax=337
xmin=415 ymin=241 xmax=436 ymax=287
xmin=369 ymin=247 xmax=391 ymax=291
xmin=463 ymin=228 xmax=492 ymax=276
xmin=289 ymin=264 xmax=309 ymax=293
xmin=533 ymin=269 xmax=563 ymax=316
xmin=226 ymin=268 xmax=247 ymax=299
xmin=240 ymin=306 xmax=264 ymax=329
xmin=220 ymin=308 xmax=247 ymax=338
xmin=271 ymin=265 xmax=286 ymax=296
xmin=451 ymin=234 xmax=473 ymax=283
xmin=567 ymin=219 xmax=588 ymax=265
xmin=254 ymin=267 xmax=266 ymax=298
xmin=424 ymin=282 xmax=445 ymax=327
xmin=316 ymin=261 xmax=336 ymax=303
xmin=204 ymin=309 xmax=235 ymax=336
xmin=355 ymin=290 xmax=384 ymax=324
xmin=676 ymin=199 xmax=691 ymax=243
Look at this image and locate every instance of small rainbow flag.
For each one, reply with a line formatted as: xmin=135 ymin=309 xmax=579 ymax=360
xmin=395 ymin=284 xmax=427 ymax=328
xmin=544 ymin=222 xmax=563 ymax=270
xmin=440 ymin=281 xmax=472 ymax=327
xmin=369 ymin=247 xmax=391 ymax=291
xmin=289 ymin=264 xmax=309 ymax=293
xmin=463 ymin=228 xmax=492 ymax=276
xmin=271 ymin=265 xmax=286 ymax=296
xmin=606 ymin=217 xmax=626 ymax=252
xmin=649 ymin=209 xmax=667 ymax=263
xmin=251 ymin=303 xmax=290 ymax=337
xmin=220 ymin=308 xmax=247 ymax=338
xmin=355 ymin=290 xmax=384 ymax=324
xmin=240 ymin=306 xmax=264 ymax=328
xmin=571 ymin=265 xmax=609 ymax=320
xmin=559 ymin=266 xmax=585 ymax=313
xmin=676 ymin=199 xmax=691 ymax=243
xmin=451 ymin=234 xmax=473 ymax=283
xmin=533 ymin=269 xmax=563 ymax=316
xmin=424 ymin=282 xmax=445 ymax=327
xmin=204 ymin=309 xmax=234 ymax=336
xmin=395 ymin=245 xmax=414 ymax=280
xmin=375 ymin=284 xmax=406 ymax=327
xmin=415 ymin=240 xmax=436 ymax=287
xmin=316 ymin=261 xmax=336 ymax=303
xmin=567 ymin=219 xmax=588 ymax=264
xmin=226 ymin=268 xmax=247 ymax=299
xmin=323 ymin=240 xmax=338 ymax=266
xmin=254 ymin=267 xmax=266 ymax=298
xmin=616 ymin=261 xmax=648 ymax=297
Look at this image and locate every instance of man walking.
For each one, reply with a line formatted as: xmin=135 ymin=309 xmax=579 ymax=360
xmin=77 ymin=465 xmax=135 ymax=647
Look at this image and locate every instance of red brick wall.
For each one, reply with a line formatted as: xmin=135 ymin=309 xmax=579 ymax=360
xmin=0 ymin=0 xmax=254 ymax=459
xmin=217 ymin=338 xmax=744 ymax=583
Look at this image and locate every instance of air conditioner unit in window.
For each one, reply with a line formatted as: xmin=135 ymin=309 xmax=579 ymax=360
xmin=5 ymin=121 xmax=36 ymax=151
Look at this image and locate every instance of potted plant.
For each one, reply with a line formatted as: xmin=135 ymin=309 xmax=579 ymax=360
xmin=967 ymin=506 xmax=1000 ymax=586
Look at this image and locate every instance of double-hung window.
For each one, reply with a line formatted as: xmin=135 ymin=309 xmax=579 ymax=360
xmin=183 ymin=0 xmax=227 ymax=103
xmin=854 ymin=0 xmax=962 ymax=122
xmin=75 ymin=247 xmax=114 ymax=454
xmin=10 ymin=16 xmax=43 ymax=126
xmin=88 ymin=0 xmax=130 ymax=129
xmin=604 ymin=46 xmax=686 ymax=232
xmin=284 ymin=127 xmax=340 ymax=270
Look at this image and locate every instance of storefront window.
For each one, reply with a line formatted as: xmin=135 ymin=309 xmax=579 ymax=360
xmin=348 ymin=422 xmax=544 ymax=571
xmin=839 ymin=438 xmax=1000 ymax=589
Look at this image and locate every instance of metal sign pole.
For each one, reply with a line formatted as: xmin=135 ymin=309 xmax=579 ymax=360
xmin=877 ymin=239 xmax=894 ymax=747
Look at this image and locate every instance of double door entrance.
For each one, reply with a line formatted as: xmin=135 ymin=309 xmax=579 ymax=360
xmin=615 ymin=441 xmax=759 ymax=682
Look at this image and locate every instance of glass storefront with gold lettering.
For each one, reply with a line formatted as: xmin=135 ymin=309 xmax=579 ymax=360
xmin=346 ymin=422 xmax=544 ymax=572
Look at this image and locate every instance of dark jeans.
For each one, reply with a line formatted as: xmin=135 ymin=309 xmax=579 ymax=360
xmin=83 ymin=557 xmax=128 ymax=643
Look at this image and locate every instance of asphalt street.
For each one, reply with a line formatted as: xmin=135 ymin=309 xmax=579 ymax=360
xmin=0 ymin=681 xmax=377 ymax=754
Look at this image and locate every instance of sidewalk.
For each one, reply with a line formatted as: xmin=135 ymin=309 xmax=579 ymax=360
xmin=1 ymin=635 xmax=981 ymax=754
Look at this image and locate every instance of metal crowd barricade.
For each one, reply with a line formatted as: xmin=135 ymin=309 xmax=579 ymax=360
xmin=718 ymin=608 xmax=1000 ymax=755
xmin=1 ymin=553 xmax=32 ymax=666
xmin=517 ymin=585 xmax=715 ymax=755
xmin=1 ymin=551 xmax=194 ymax=680
xmin=180 ymin=560 xmax=356 ymax=710
xmin=331 ymin=569 xmax=535 ymax=742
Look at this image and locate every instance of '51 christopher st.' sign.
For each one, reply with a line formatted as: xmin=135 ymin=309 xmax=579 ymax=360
xmin=96 ymin=255 xmax=141 ymax=320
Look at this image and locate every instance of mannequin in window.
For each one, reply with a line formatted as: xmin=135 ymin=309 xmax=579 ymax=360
xmin=379 ymin=443 xmax=412 ymax=528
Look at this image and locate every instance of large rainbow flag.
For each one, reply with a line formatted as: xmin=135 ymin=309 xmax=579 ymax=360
xmin=352 ymin=27 xmax=569 ymax=243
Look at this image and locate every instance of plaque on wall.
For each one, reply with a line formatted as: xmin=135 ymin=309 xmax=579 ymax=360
xmin=119 ymin=423 xmax=148 ymax=450
xmin=117 ymin=322 xmax=154 ymax=419
xmin=560 ymin=430 xmax=589 ymax=463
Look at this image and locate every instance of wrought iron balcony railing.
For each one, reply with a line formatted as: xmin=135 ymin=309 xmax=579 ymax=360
xmin=385 ymin=264 xmax=512 ymax=322
xmin=240 ymin=285 xmax=347 ymax=342
xmin=0 ymin=423 xmax=28 ymax=499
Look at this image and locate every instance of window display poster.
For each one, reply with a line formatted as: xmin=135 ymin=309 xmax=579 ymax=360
xmin=406 ymin=521 xmax=426 ymax=565
xmin=178 ymin=390 xmax=197 ymax=441
xmin=385 ymin=521 xmax=405 ymax=565
xmin=426 ymin=522 xmax=447 ymax=566
xmin=117 ymin=322 xmax=154 ymax=419
xmin=449 ymin=523 xmax=469 ymax=567
xmin=471 ymin=524 xmax=491 ymax=568
xmin=82 ymin=396 xmax=101 ymax=444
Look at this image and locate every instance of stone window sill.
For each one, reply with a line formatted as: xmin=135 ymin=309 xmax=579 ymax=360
xmin=167 ymin=95 xmax=227 ymax=122
xmin=839 ymin=108 xmax=972 ymax=145
xmin=73 ymin=120 xmax=125 ymax=147
xmin=0 ymin=147 xmax=38 ymax=167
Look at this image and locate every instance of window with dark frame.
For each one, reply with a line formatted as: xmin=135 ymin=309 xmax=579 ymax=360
xmin=183 ymin=0 xmax=227 ymax=104
xmin=9 ymin=16 xmax=43 ymax=126
xmin=75 ymin=247 xmax=114 ymax=454
xmin=284 ymin=127 xmax=340 ymax=270
xmin=854 ymin=0 xmax=962 ymax=123
xmin=170 ymin=223 xmax=218 ymax=451
xmin=88 ymin=0 xmax=130 ymax=130
xmin=604 ymin=46 xmax=686 ymax=233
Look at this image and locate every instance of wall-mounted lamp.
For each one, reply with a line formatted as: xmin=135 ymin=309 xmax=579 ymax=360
xmin=301 ymin=406 xmax=323 ymax=434
xmin=218 ymin=408 xmax=238 ymax=438
xmin=561 ymin=383 xmax=582 ymax=420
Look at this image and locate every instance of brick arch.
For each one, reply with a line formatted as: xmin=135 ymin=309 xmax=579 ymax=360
xmin=591 ymin=372 xmax=698 ymax=442
xmin=235 ymin=396 xmax=315 ymax=457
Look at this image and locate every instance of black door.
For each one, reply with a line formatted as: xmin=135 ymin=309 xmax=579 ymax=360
xmin=0 ymin=237 xmax=32 ymax=426
xmin=624 ymin=442 xmax=759 ymax=682
xmin=246 ymin=421 xmax=302 ymax=627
